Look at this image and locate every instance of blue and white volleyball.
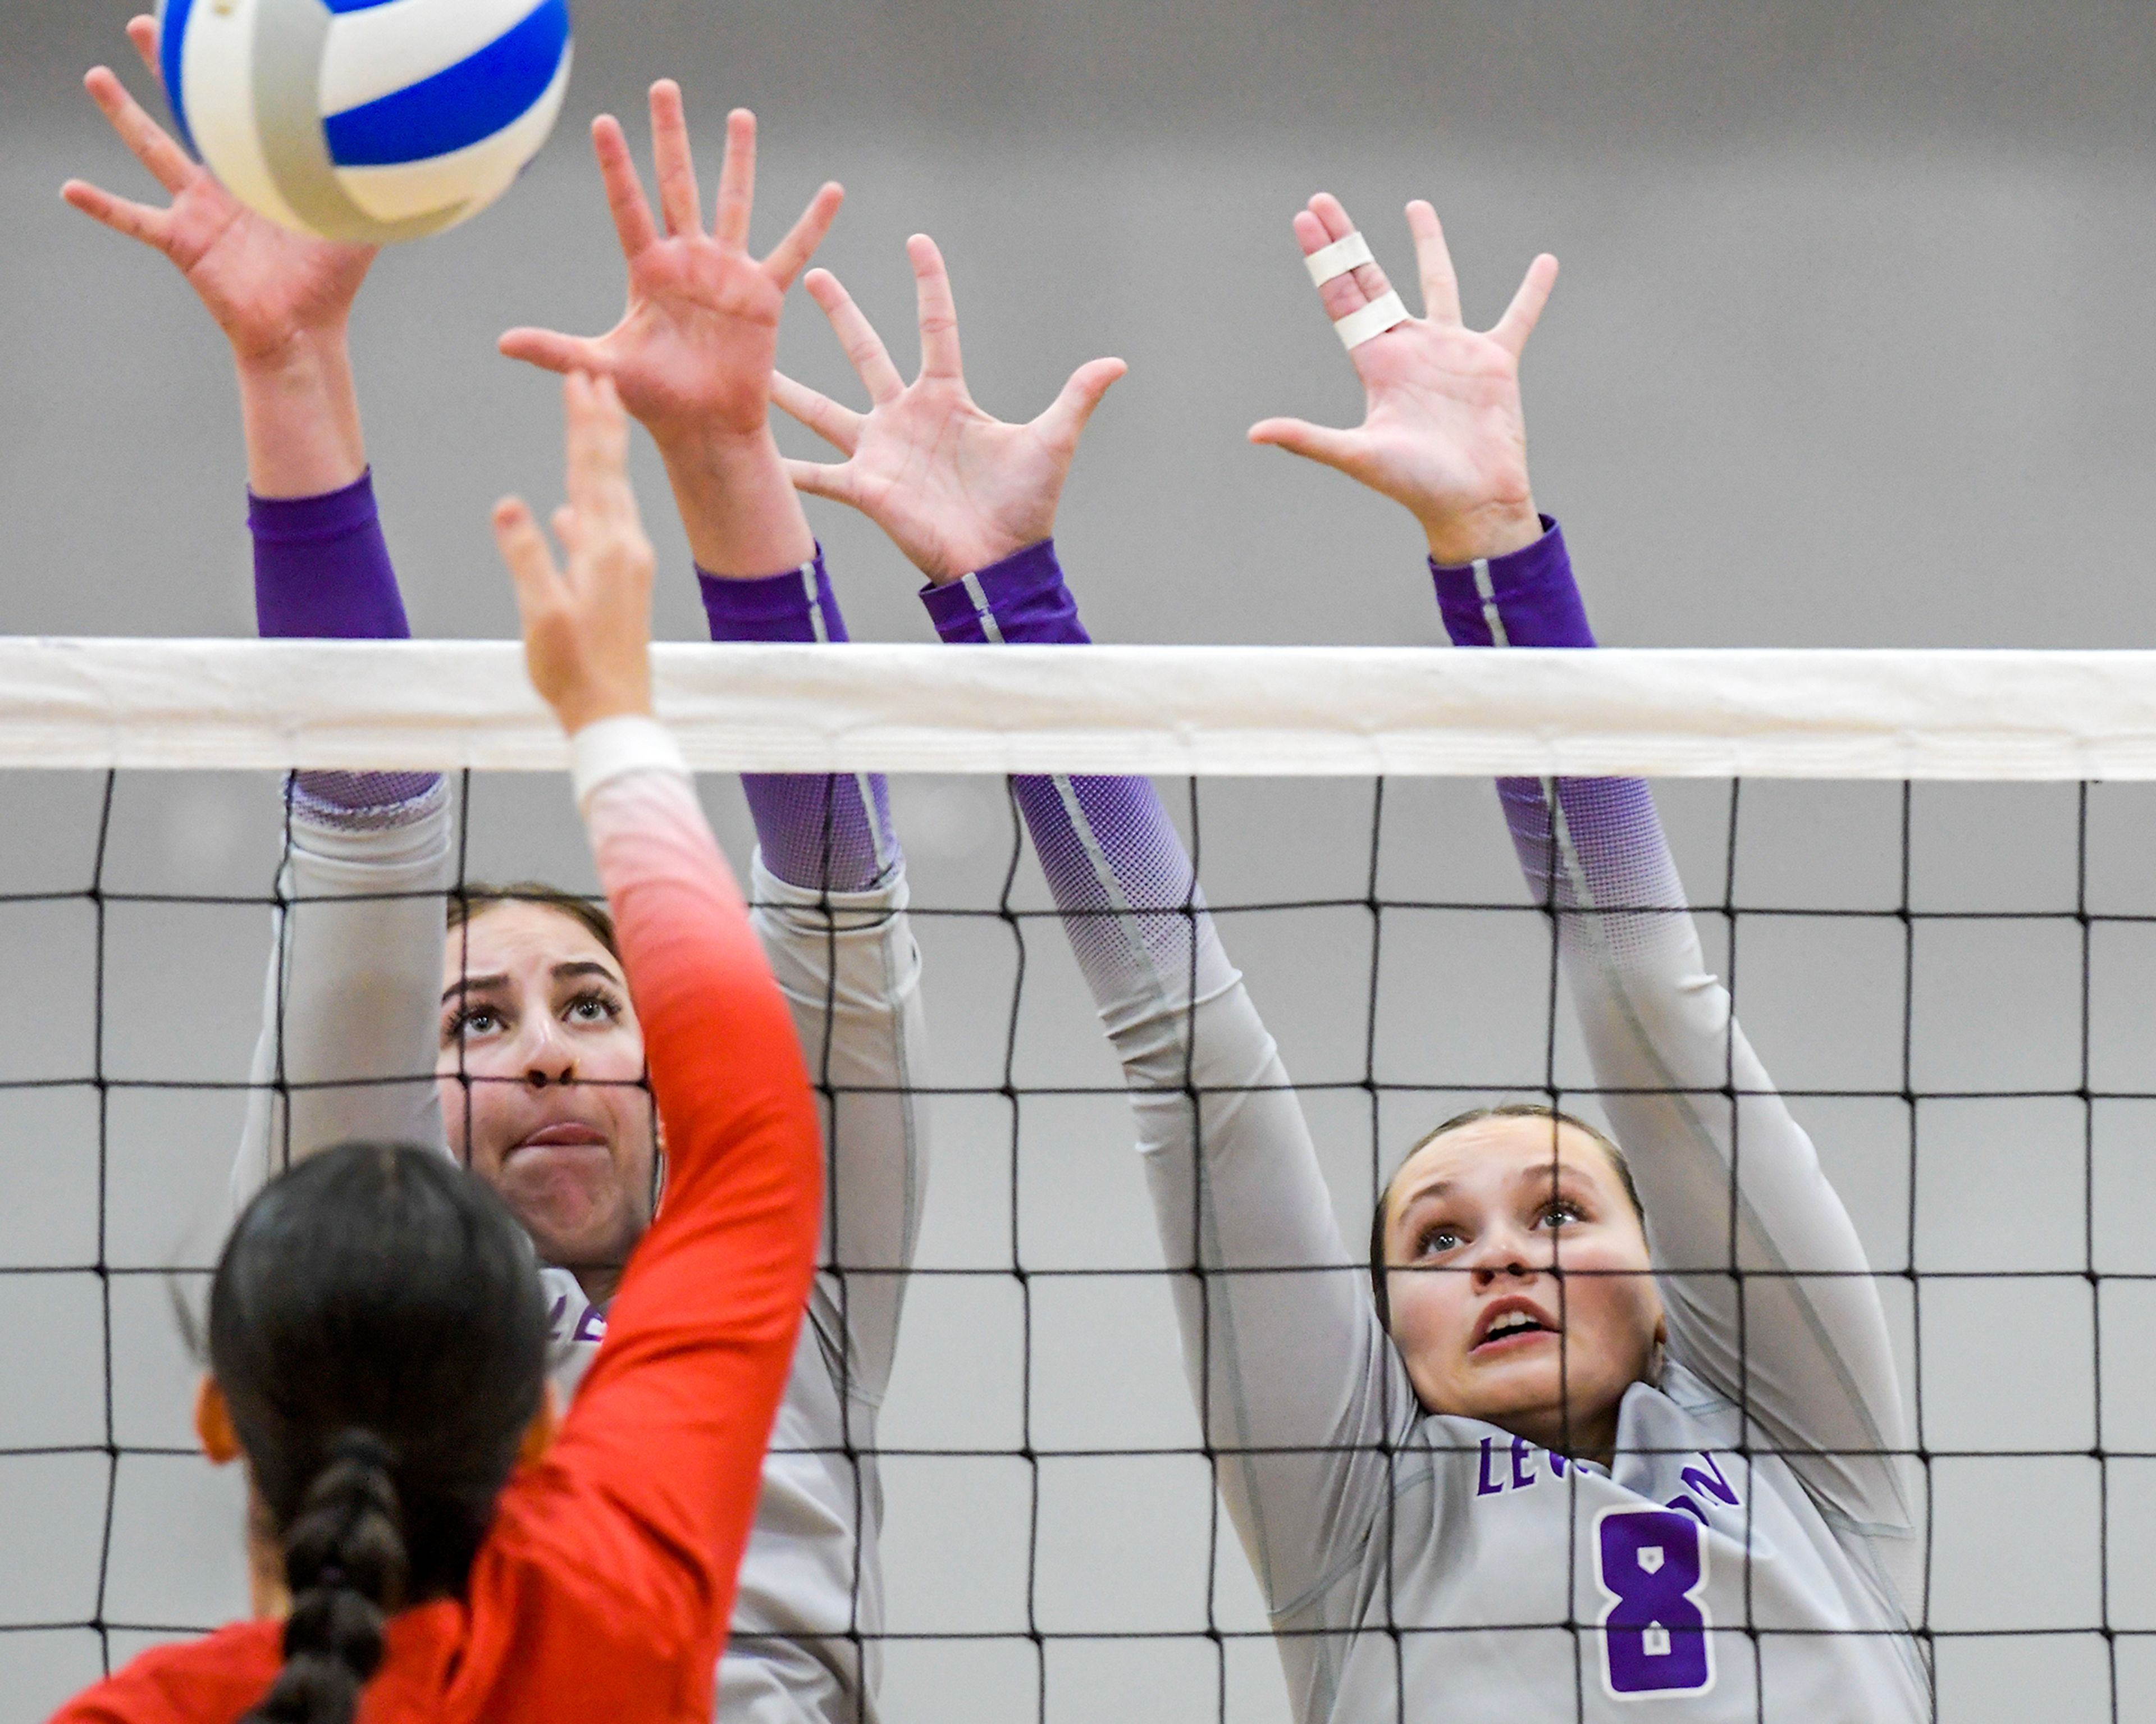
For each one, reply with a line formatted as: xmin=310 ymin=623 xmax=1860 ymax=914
xmin=156 ymin=0 xmax=572 ymax=244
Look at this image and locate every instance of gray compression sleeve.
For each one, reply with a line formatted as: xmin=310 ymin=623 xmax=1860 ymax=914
xmin=921 ymin=545 xmax=1422 ymax=1615
xmin=1508 ymin=774 xmax=1916 ymax=1540
xmin=750 ymin=852 xmax=930 ymax=1413
xmin=1431 ymin=523 xmax=1913 ymax=1541
xmin=231 ymin=779 xmax=455 ymax=1209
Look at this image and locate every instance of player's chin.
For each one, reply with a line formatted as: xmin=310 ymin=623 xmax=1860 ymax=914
xmin=492 ymin=1161 xmax=634 ymax=1267
xmin=523 ymin=1206 xmax=639 ymax=1284
xmin=1458 ymin=1343 xmax=1583 ymax=1408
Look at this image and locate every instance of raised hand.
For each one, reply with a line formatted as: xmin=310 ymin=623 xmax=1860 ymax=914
xmin=493 ymin=375 xmax=657 ymax=736
xmin=771 ymin=235 xmax=1125 ymax=584
xmin=61 ymin=16 xmax=375 ymax=495
xmin=1249 ymin=194 xmax=1557 ymax=565
xmin=500 ymin=89 xmax=841 ymax=451
xmin=61 ymin=16 xmax=376 ymax=367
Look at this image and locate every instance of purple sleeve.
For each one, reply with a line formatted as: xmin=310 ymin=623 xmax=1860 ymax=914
xmin=248 ymin=471 xmax=437 ymax=822
xmin=698 ymin=546 xmax=897 ymax=892
xmin=921 ymin=540 xmax=1198 ymax=991
xmin=919 ymin=540 xmax=1089 ymax=646
xmin=1427 ymin=516 xmax=1593 ymax=650
xmin=250 ymin=469 xmax=409 ymax=640
xmin=1429 ymin=516 xmax=1668 ymax=942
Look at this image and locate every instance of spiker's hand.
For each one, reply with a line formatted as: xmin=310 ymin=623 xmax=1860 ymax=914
xmin=494 ymin=375 xmax=658 ymax=736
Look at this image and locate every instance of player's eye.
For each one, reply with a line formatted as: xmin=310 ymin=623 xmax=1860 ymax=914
xmin=445 ymin=1004 xmax=505 ymax=1042
xmin=1417 ymin=1224 xmax=1463 ymax=1257
xmin=1538 ymin=1199 xmax=1585 ymax=1228
xmin=563 ymin=988 xmax=622 ymax=1027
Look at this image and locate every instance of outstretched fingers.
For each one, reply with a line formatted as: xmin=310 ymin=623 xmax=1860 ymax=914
xmin=60 ymin=176 xmax=167 ymax=247
xmin=590 ymin=113 xmax=659 ymax=261
xmin=1031 ymin=357 xmax=1127 ymax=454
xmin=1405 ymin=200 xmax=1463 ymax=325
xmin=782 ymin=457 xmax=860 ymax=504
xmin=499 ymin=325 xmax=610 ymax=377
xmin=563 ymin=373 xmax=636 ymax=545
xmin=770 ymin=370 xmax=863 ymax=455
xmin=82 ymin=66 xmax=194 ymax=194
xmin=909 ymin=234 xmax=963 ymax=381
xmin=1247 ymin=416 xmax=1372 ymax=480
xmin=761 ymin=181 xmax=843 ymax=290
xmin=1304 ymin=193 xmax=1395 ymax=323
xmin=493 ymin=496 xmax=565 ymax=624
xmin=803 ymin=267 xmax=905 ymax=403
xmin=712 ymin=108 xmax=757 ymax=251
xmin=508 ymin=376 xmax=652 ymax=731
xmin=124 ymin=15 xmax=162 ymax=83
xmin=550 ymin=503 xmax=584 ymax=560
xmin=645 ymin=80 xmax=702 ymax=239
xmin=1491 ymin=253 xmax=1559 ymax=357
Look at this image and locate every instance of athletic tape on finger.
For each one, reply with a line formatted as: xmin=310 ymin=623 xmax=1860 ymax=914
xmin=1333 ymin=290 xmax=1411 ymax=349
xmin=1304 ymin=231 xmax=1376 ymax=286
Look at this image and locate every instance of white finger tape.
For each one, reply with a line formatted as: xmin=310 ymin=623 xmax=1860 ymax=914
xmin=1303 ymin=231 xmax=1376 ymax=286
xmin=1333 ymin=290 xmax=1412 ymax=349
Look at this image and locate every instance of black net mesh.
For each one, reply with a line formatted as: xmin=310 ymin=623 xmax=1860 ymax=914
xmin=1 ymin=767 xmax=2146 ymax=1721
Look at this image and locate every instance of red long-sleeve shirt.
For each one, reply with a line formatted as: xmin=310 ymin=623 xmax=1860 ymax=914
xmin=53 ymin=764 xmax=824 ymax=1724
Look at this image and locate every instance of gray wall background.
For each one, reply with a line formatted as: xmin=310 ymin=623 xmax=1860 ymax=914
xmin=4 ymin=1 xmax=2156 ymax=1718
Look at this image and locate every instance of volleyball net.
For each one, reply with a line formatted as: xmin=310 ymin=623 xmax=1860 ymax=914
xmin=2 ymin=637 xmax=2151 ymax=1722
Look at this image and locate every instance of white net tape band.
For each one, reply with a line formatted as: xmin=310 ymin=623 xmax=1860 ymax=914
xmin=2 ymin=636 xmax=2154 ymax=780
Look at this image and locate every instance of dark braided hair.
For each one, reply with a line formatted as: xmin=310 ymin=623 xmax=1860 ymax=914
xmin=211 ymin=1142 xmax=550 ymax=1724
xmin=243 ymin=1432 xmax=405 ymax=1723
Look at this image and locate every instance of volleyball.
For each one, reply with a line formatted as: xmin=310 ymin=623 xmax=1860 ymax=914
xmin=155 ymin=0 xmax=572 ymax=244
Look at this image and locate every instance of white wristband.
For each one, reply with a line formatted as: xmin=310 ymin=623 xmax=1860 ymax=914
xmin=570 ymin=713 xmax=689 ymax=811
xmin=1304 ymin=231 xmax=1376 ymax=287
xmin=1333 ymin=290 xmax=1412 ymax=350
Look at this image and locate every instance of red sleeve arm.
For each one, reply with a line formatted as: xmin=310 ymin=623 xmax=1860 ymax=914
xmin=492 ymin=758 xmax=823 ymax=1686
xmin=48 ymin=758 xmax=824 ymax=1724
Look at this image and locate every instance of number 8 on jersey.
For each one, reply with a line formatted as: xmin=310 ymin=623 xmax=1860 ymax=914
xmin=1595 ymin=1507 xmax=1715 ymax=1699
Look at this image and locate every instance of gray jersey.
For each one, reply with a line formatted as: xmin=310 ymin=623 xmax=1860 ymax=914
xmin=234 ymin=779 xmax=928 ymax=1724
xmin=1012 ymin=763 xmax=1927 ymax=1721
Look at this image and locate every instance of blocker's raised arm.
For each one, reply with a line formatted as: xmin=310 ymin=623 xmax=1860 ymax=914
xmin=1429 ymin=529 xmax=1917 ymax=1563
xmin=86 ymin=0 xmax=469 ymax=1207
xmin=915 ymin=549 xmax=1419 ymax=1633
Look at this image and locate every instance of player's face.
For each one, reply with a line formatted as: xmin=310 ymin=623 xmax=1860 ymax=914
xmin=436 ymin=902 xmax=656 ymax=1297
xmin=1381 ymin=1118 xmax=1663 ymax=1465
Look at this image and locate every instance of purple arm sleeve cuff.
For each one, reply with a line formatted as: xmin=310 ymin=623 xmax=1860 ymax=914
xmin=920 ymin=540 xmax=1090 ymax=645
xmin=249 ymin=471 xmax=436 ymax=819
xmin=1428 ymin=517 xmax=1594 ymax=649
xmin=696 ymin=546 xmax=897 ymax=892
xmin=249 ymin=470 xmax=410 ymax=641
xmin=698 ymin=550 xmax=850 ymax=644
xmin=919 ymin=542 xmax=1194 ymax=974
xmin=1429 ymin=517 xmax=1675 ymax=916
